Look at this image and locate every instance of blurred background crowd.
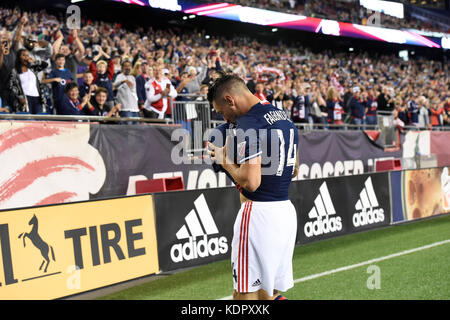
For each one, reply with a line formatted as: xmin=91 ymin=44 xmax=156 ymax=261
xmin=0 ymin=1 xmax=448 ymax=128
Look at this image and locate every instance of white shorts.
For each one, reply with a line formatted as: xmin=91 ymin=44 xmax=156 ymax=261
xmin=231 ymin=200 xmax=297 ymax=296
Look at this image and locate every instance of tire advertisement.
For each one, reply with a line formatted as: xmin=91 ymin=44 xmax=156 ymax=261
xmin=0 ymin=195 xmax=159 ymax=299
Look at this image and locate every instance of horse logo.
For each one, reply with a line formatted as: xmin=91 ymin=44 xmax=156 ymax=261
xmin=18 ymin=214 xmax=55 ymax=273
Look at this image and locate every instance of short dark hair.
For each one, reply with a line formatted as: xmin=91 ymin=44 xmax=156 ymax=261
xmin=207 ymin=73 xmax=245 ymax=104
xmin=121 ymin=59 xmax=132 ymax=67
xmin=55 ymin=53 xmax=65 ymax=60
xmin=65 ymin=82 xmax=78 ymax=93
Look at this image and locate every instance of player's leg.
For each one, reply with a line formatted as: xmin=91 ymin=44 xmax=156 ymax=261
xmin=231 ymin=201 xmax=261 ymax=299
xmin=231 ymin=200 xmax=296 ymax=300
xmin=251 ymin=200 xmax=296 ymax=299
xmin=271 ymin=201 xmax=297 ymax=299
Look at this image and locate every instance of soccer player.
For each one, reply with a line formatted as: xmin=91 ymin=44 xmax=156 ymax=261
xmin=207 ymin=75 xmax=299 ymax=300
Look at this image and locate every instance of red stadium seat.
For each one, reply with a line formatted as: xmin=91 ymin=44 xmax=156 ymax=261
xmin=135 ymin=177 xmax=185 ymax=194
xmin=375 ymin=159 xmax=402 ymax=172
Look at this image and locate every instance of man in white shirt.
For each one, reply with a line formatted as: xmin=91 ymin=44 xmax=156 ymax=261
xmin=113 ymin=60 xmax=140 ymax=123
xmin=143 ymin=66 xmax=177 ymax=119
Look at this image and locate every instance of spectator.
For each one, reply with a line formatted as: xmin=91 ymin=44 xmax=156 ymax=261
xmin=246 ymin=71 xmax=258 ymax=94
xmin=113 ymin=59 xmax=140 ymax=121
xmin=396 ymin=98 xmax=409 ymax=125
xmin=291 ymin=82 xmax=309 ymax=124
xmin=79 ymin=70 xmax=96 ymax=102
xmin=283 ymin=99 xmax=293 ymax=119
xmin=444 ymin=98 xmax=450 ymax=127
xmin=143 ymin=66 xmax=177 ymax=119
xmin=92 ymin=60 xmax=114 ymax=107
xmin=136 ymin=61 xmax=153 ymax=109
xmin=0 ymin=16 xmax=26 ymax=107
xmin=309 ymin=87 xmax=327 ymax=126
xmin=176 ymin=71 xmax=192 ymax=101
xmin=349 ymin=86 xmax=365 ymax=127
xmin=52 ymin=29 xmax=85 ymax=81
xmin=44 ymin=53 xmax=73 ymax=112
xmin=377 ymin=86 xmax=395 ymax=112
xmin=196 ymin=84 xmax=209 ymax=102
xmin=393 ymin=109 xmax=405 ymax=130
xmin=254 ymin=82 xmax=267 ymax=101
xmin=417 ymin=96 xmax=430 ymax=128
xmin=88 ymin=87 xmax=121 ymax=119
xmin=267 ymin=84 xmax=287 ymax=110
xmin=184 ymin=58 xmax=208 ymax=94
xmin=429 ymin=99 xmax=444 ymax=128
xmin=265 ymin=78 xmax=276 ymax=101
xmin=8 ymin=48 xmax=47 ymax=114
xmin=407 ymin=93 xmax=419 ymax=127
xmin=365 ymin=88 xmax=378 ymax=126
xmin=326 ymin=86 xmax=344 ymax=127
xmin=58 ymin=82 xmax=91 ymax=115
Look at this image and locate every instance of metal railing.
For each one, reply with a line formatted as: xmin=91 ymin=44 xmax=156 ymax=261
xmin=171 ymin=99 xmax=211 ymax=153
xmin=0 ymin=113 xmax=171 ymax=124
xmin=1 ymin=103 xmax=449 ymax=133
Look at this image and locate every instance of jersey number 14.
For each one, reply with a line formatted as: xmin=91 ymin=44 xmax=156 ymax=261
xmin=276 ymin=128 xmax=297 ymax=176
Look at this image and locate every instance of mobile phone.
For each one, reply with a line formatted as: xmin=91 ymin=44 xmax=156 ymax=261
xmin=166 ymin=83 xmax=171 ymax=89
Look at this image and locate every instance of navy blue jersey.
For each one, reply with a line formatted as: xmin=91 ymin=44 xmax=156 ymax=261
xmin=48 ymin=68 xmax=73 ymax=103
xmin=208 ymin=122 xmax=239 ymax=187
xmin=236 ymin=101 xmax=298 ymax=201
xmin=208 ymin=103 xmax=298 ymax=201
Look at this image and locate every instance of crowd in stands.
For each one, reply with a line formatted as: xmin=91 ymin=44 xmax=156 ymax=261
xmin=0 ymin=6 xmax=449 ymax=129
xmin=200 ymin=0 xmax=450 ymax=33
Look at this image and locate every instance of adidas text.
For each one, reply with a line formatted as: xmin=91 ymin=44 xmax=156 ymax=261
xmin=170 ymin=235 xmax=228 ymax=263
xmin=353 ymin=208 xmax=385 ymax=227
xmin=304 ymin=215 xmax=342 ymax=237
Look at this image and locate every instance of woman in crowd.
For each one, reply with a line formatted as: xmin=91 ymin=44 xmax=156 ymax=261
xmin=326 ymin=86 xmax=344 ymax=128
xmin=58 ymin=82 xmax=91 ymax=115
xmin=8 ymin=48 xmax=47 ymax=114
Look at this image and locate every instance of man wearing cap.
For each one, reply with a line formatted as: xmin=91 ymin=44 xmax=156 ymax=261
xmin=348 ymin=86 xmax=366 ymax=129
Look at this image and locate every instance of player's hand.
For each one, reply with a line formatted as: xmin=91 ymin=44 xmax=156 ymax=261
xmin=207 ymin=141 xmax=227 ymax=165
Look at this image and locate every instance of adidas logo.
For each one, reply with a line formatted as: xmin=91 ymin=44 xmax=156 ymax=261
xmin=352 ymin=177 xmax=385 ymax=227
xmin=252 ymin=279 xmax=261 ymax=287
xmin=170 ymin=194 xmax=228 ymax=263
xmin=304 ymin=182 xmax=342 ymax=238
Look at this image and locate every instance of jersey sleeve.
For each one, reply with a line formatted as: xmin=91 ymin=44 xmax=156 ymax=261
xmin=236 ymin=117 xmax=263 ymax=165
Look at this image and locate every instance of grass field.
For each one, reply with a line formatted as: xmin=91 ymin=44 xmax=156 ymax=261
xmin=99 ymin=214 xmax=450 ymax=300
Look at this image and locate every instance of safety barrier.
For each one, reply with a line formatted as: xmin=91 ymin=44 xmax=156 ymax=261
xmin=1 ymin=120 xmax=449 ymax=212
xmin=2 ymin=106 xmax=449 ymax=132
xmin=1 ymin=166 xmax=448 ymax=299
